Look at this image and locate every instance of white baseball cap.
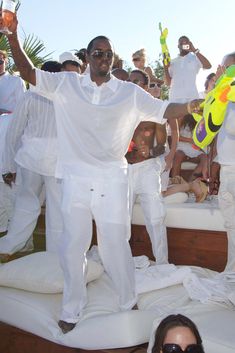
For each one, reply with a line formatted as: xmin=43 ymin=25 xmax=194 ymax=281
xmin=59 ymin=51 xmax=82 ymax=66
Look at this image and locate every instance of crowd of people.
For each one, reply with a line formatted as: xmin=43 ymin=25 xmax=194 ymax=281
xmin=0 ymin=11 xmax=235 ymax=339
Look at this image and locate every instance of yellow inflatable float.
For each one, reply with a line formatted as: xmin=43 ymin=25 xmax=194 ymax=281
xmin=193 ymin=64 xmax=235 ymax=149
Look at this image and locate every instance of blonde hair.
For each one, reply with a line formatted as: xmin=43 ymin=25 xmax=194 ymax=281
xmin=132 ymin=48 xmax=146 ymax=60
xmin=0 ymin=50 xmax=7 ymax=59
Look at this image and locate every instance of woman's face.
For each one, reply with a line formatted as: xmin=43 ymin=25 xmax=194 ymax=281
xmin=162 ymin=326 xmax=197 ymax=352
xmin=207 ymin=76 xmax=216 ymax=92
xmin=132 ymin=56 xmax=145 ymax=69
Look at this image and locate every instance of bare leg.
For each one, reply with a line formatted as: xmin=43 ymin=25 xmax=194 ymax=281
xmin=171 ymin=150 xmax=187 ymax=177
xmin=209 ymin=162 xmax=220 ymax=195
xmin=190 ymin=154 xmax=208 ymax=181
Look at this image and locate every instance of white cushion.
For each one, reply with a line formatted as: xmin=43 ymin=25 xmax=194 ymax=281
xmin=0 ymin=251 xmax=104 ymax=293
xmin=164 ymin=192 xmax=188 ymax=204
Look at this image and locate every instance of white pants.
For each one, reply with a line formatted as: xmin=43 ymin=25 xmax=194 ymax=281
xmin=219 ymin=165 xmax=235 ymax=271
xmin=0 ymin=181 xmax=18 ymax=232
xmin=59 ymin=175 xmax=136 ymax=323
xmin=128 ymin=159 xmax=168 ymax=264
xmin=0 ymin=167 xmax=63 ymax=254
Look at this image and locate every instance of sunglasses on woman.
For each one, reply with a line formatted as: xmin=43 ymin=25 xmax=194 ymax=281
xmin=162 ymin=343 xmax=204 ymax=353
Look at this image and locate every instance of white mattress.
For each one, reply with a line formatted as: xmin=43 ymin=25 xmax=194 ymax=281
xmin=0 ymin=267 xmax=235 ymax=352
xmin=132 ymin=197 xmax=225 ymax=232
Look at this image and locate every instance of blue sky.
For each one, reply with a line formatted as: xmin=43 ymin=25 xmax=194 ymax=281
xmin=18 ymin=0 xmax=234 ymax=91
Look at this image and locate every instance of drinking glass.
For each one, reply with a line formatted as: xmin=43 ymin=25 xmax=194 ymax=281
xmin=0 ymin=0 xmax=17 ymax=35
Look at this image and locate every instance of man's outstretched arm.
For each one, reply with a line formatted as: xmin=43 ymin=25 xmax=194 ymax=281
xmin=164 ymin=100 xmax=203 ymax=120
xmin=1 ymin=12 xmax=36 ymax=85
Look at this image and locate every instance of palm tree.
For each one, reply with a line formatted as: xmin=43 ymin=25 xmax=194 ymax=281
xmin=0 ymin=32 xmax=53 ymax=72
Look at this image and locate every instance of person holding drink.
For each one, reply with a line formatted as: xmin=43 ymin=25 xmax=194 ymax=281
xmin=0 ymin=10 xmax=202 ymax=334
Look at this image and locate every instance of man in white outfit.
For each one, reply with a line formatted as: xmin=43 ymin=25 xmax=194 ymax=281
xmin=0 ymin=50 xmax=25 ymax=233
xmin=1 ymin=61 xmax=63 ymax=255
xmin=127 ymin=70 xmax=178 ymax=264
xmin=216 ymin=52 xmax=235 ymax=271
xmin=3 ymin=13 xmax=202 ymax=333
xmin=164 ymin=35 xmax=211 ymax=103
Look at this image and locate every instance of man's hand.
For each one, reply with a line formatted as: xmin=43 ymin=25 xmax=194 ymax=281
xmin=215 ymin=64 xmax=225 ymax=81
xmin=2 ymin=172 xmax=16 ymax=187
xmin=189 ymin=41 xmax=196 ymax=53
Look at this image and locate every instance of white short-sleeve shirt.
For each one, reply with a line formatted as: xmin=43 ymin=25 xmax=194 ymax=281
xmin=169 ymin=53 xmax=202 ymax=101
xmin=35 ymin=70 xmax=168 ymax=178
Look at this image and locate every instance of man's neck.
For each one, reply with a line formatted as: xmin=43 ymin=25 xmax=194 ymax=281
xmin=90 ymin=73 xmax=111 ymax=86
xmin=0 ymin=71 xmax=6 ymax=77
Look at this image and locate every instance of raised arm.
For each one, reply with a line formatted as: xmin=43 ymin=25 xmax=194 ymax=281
xmin=1 ymin=12 xmax=36 ymax=85
xmin=163 ymin=63 xmax=171 ymax=86
xmin=189 ymin=41 xmax=211 ymax=70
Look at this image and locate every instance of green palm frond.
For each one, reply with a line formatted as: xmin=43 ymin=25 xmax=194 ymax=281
xmin=0 ymin=34 xmax=11 ymax=53
xmin=22 ymin=33 xmax=53 ymax=67
xmin=0 ymin=32 xmax=53 ymax=72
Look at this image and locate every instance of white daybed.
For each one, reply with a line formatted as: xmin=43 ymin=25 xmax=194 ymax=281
xmin=0 ymin=196 xmax=232 ymax=353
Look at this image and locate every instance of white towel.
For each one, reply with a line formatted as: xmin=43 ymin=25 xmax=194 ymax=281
xmin=135 ymin=264 xmax=191 ymax=294
xmin=183 ymin=271 xmax=235 ymax=308
xmin=134 ymin=255 xmax=150 ymax=269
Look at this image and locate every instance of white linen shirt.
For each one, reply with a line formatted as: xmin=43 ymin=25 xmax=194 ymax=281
xmin=217 ymin=102 xmax=235 ymax=166
xmin=0 ymin=72 xmax=25 ymax=112
xmin=0 ymin=72 xmax=25 ymax=180
xmin=35 ymin=70 xmax=168 ymax=178
xmin=3 ymin=91 xmax=58 ymax=176
xmin=169 ymin=53 xmax=202 ymax=101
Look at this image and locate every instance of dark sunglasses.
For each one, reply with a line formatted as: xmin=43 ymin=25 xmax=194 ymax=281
xmin=90 ymin=50 xmax=113 ymax=59
xmin=162 ymin=343 xmax=203 ymax=353
xmin=0 ymin=59 xmax=4 ymax=65
xmin=130 ymin=79 xmax=145 ymax=86
xmin=133 ymin=58 xmax=141 ymax=62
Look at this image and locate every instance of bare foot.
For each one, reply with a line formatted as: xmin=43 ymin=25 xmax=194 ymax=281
xmin=0 ymin=253 xmax=10 ymax=263
xmin=58 ymin=320 xmax=76 ymax=334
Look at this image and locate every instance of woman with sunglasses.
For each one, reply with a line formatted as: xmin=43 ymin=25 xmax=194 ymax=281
xmin=151 ymin=314 xmax=205 ymax=353
xmin=132 ymin=48 xmax=164 ymax=88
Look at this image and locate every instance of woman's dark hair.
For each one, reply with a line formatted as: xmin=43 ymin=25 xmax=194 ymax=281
xmin=130 ymin=69 xmax=150 ymax=86
xmin=41 ymin=61 xmax=62 ymax=73
xmin=151 ymin=314 xmax=204 ymax=353
xmin=204 ymin=72 xmax=215 ymax=90
xmin=75 ymin=48 xmax=87 ymax=63
xmin=182 ymin=114 xmax=196 ymax=131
